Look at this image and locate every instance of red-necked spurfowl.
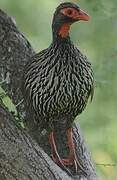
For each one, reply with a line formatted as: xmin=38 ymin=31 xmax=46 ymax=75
xmin=23 ymin=2 xmax=94 ymax=175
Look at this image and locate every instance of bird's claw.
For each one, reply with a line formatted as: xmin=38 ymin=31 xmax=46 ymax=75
xmin=52 ymin=155 xmax=87 ymax=176
xmin=51 ymin=154 xmax=73 ymax=176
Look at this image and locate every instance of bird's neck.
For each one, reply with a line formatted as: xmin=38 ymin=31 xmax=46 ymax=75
xmin=52 ymin=22 xmax=71 ymax=43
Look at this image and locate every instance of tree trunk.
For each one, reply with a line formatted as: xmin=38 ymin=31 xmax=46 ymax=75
xmin=0 ymin=104 xmax=72 ymax=180
xmin=0 ymin=9 xmax=98 ymax=180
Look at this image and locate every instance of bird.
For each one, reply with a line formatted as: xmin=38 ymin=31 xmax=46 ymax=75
xmin=22 ymin=2 xmax=94 ymax=174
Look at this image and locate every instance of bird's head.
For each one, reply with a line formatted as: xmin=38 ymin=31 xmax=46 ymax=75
xmin=52 ymin=2 xmax=90 ymax=39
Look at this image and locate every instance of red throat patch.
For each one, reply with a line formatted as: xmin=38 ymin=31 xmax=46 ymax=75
xmin=58 ymin=23 xmax=71 ymax=38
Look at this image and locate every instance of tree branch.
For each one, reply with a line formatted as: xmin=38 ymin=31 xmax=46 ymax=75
xmin=0 ymin=104 xmax=72 ymax=180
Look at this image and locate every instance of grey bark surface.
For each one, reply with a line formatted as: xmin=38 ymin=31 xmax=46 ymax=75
xmin=0 ymin=9 xmax=35 ymax=119
xmin=0 ymin=9 xmax=99 ymax=180
xmin=0 ymin=104 xmax=72 ymax=180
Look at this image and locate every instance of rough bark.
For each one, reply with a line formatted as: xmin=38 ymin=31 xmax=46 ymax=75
xmin=0 ymin=9 xmax=98 ymax=180
xmin=0 ymin=9 xmax=35 ymax=119
xmin=0 ymin=104 xmax=72 ymax=180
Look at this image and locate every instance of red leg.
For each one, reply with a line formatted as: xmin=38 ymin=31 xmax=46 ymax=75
xmin=48 ymin=130 xmax=86 ymax=175
xmin=67 ymin=128 xmax=76 ymax=161
xmin=60 ymin=128 xmax=76 ymax=166
xmin=48 ymin=131 xmax=60 ymax=162
xmin=63 ymin=128 xmax=87 ymax=175
xmin=48 ymin=131 xmax=72 ymax=176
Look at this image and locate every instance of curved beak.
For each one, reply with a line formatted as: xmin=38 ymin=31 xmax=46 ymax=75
xmin=74 ymin=9 xmax=90 ymax=21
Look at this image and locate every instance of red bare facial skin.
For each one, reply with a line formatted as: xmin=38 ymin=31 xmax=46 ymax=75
xmin=58 ymin=23 xmax=71 ymax=38
xmin=73 ymin=9 xmax=90 ymax=21
xmin=60 ymin=7 xmax=90 ymax=21
xmin=58 ymin=7 xmax=90 ymax=38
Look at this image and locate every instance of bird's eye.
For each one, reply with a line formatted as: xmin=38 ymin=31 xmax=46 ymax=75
xmin=60 ymin=8 xmax=76 ymax=17
xmin=66 ymin=9 xmax=73 ymax=16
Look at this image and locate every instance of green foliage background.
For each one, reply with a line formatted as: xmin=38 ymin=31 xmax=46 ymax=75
xmin=0 ymin=0 xmax=117 ymax=179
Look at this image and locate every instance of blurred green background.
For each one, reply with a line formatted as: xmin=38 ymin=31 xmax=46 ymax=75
xmin=0 ymin=0 xmax=117 ymax=179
